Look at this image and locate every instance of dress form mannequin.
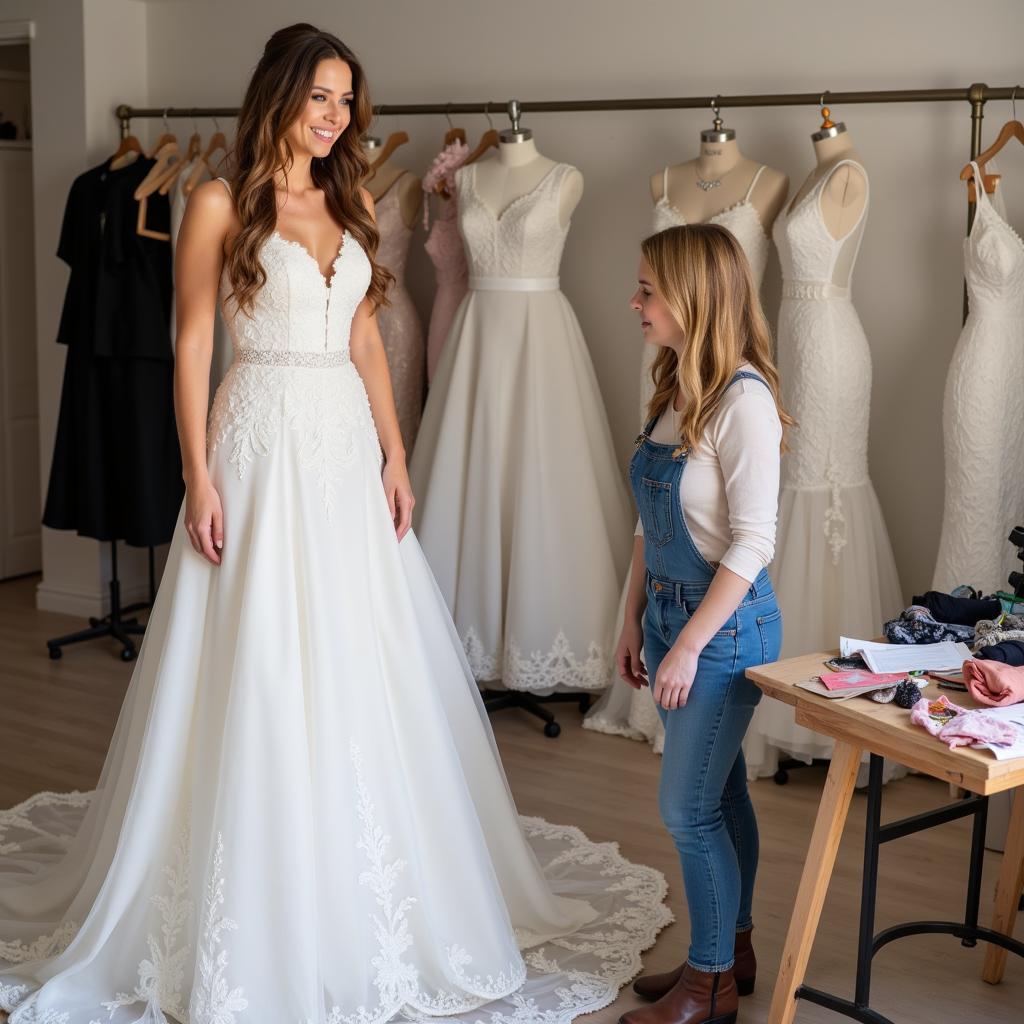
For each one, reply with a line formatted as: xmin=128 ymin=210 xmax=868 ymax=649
xmin=361 ymin=138 xmax=422 ymax=229
xmin=470 ymin=103 xmax=582 ymax=227
xmin=786 ymin=110 xmax=866 ymax=285
xmin=649 ymin=127 xmax=787 ymax=231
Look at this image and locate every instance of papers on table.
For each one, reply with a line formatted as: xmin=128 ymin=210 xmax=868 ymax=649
xmin=973 ymin=704 xmax=1024 ymax=761
xmin=839 ymin=637 xmax=973 ymax=675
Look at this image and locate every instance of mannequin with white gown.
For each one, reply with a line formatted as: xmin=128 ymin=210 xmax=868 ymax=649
xmin=0 ymin=174 xmax=670 ymax=1024
xmin=410 ymin=121 xmax=633 ymax=696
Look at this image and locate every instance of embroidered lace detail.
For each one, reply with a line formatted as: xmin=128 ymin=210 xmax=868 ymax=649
xmin=823 ymin=462 xmax=848 ymax=565
xmin=235 ymin=348 xmax=351 ymax=368
xmin=0 ymin=921 xmax=78 ymax=965
xmin=102 ymin=825 xmax=192 ymax=1021
xmin=188 ymin=833 xmax=247 ymax=1024
xmin=0 ymin=980 xmax=30 ymax=1012
xmin=8 ymin=1007 xmax=72 ymax=1024
xmin=463 ymin=629 xmax=613 ymax=692
xmin=0 ymin=791 xmax=91 ymax=855
xmin=207 ymin=362 xmax=379 ymax=521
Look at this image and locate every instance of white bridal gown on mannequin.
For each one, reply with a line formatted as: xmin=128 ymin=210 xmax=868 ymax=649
xmin=584 ymin=164 xmax=772 ymax=754
xmin=743 ymin=160 xmax=903 ymax=777
xmin=410 ymin=161 xmax=633 ymax=694
xmin=933 ymin=162 xmax=1024 ymax=595
xmin=0 ymin=181 xmax=670 ymax=1024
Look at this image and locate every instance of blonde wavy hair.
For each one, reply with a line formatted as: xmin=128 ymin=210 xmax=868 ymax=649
xmin=642 ymin=224 xmax=793 ymax=452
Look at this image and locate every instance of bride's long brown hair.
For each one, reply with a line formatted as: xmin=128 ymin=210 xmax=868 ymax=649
xmin=643 ymin=224 xmax=794 ymax=452
xmin=223 ymin=23 xmax=392 ymax=315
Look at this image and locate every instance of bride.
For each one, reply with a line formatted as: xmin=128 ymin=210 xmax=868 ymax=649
xmin=0 ymin=23 xmax=668 ymax=1024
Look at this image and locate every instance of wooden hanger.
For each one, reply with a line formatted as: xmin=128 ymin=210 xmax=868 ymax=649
xmin=156 ymin=130 xmax=203 ymax=195
xmin=182 ymin=123 xmax=228 ymax=198
xmin=133 ymin=138 xmax=181 ymax=200
xmin=109 ymin=131 xmax=143 ymax=171
xmin=961 ymin=92 xmax=1024 ymax=202
xmin=961 ymin=120 xmax=1024 ymax=201
xmin=464 ymin=128 xmax=499 ymax=166
xmin=444 ymin=126 xmax=466 ymax=146
xmin=136 ymin=194 xmax=170 ymax=242
xmin=368 ymin=131 xmax=409 ymax=172
xmin=146 ymin=112 xmax=177 ymax=159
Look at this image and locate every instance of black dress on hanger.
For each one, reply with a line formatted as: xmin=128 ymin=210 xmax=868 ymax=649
xmin=43 ymin=156 xmax=184 ymax=547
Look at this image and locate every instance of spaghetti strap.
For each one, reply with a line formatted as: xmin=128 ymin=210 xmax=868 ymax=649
xmin=744 ymin=165 xmax=766 ymax=203
xmin=662 ymin=165 xmax=670 ymax=201
xmin=215 ymin=176 xmax=232 ymax=195
xmin=968 ymin=160 xmax=988 ymax=207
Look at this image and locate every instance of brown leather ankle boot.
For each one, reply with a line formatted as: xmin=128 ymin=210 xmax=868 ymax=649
xmin=620 ymin=964 xmax=738 ymax=1024
xmin=633 ymin=930 xmax=755 ymax=1001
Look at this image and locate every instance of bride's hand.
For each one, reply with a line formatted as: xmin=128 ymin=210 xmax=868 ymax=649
xmin=382 ymin=457 xmax=415 ymax=541
xmin=184 ymin=475 xmax=224 ymax=566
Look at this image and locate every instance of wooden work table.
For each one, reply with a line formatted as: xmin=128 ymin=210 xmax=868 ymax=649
xmin=747 ymin=650 xmax=1024 ymax=1024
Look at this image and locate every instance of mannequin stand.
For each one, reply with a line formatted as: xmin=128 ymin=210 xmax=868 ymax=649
xmin=481 ymin=690 xmax=595 ymax=738
xmin=46 ymin=540 xmax=154 ymax=662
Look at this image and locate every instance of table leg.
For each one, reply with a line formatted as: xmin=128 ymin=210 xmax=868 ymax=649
xmin=768 ymin=740 xmax=862 ymax=1024
xmin=982 ymin=787 xmax=1024 ymax=984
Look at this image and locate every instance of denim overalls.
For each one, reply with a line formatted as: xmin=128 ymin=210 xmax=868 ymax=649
xmin=631 ymin=370 xmax=782 ymax=973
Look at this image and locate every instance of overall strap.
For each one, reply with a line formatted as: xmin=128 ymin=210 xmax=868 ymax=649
xmin=726 ymin=369 xmax=771 ymax=393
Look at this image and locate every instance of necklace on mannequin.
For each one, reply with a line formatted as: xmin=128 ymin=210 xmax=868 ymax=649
xmin=694 ymin=164 xmax=722 ymax=192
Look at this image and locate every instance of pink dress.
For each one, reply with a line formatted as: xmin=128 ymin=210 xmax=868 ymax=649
xmin=423 ymin=142 xmax=470 ymax=381
xmin=374 ymin=171 xmax=425 ymax=452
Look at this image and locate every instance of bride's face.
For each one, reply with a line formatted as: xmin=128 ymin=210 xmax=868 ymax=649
xmin=283 ymin=58 xmax=353 ymax=161
xmin=630 ymin=257 xmax=684 ymax=350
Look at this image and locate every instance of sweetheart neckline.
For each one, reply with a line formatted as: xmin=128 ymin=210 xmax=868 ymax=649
xmin=271 ymin=229 xmax=348 ymax=288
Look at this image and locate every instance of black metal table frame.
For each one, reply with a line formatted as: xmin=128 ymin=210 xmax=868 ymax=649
xmin=796 ymin=754 xmax=1024 ymax=1023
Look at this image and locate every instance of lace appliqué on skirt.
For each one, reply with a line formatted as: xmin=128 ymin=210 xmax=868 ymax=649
xmin=463 ymin=629 xmax=613 ymax=692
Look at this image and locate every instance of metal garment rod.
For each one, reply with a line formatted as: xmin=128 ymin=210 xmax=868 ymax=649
xmin=114 ymin=83 xmax=1019 ymax=123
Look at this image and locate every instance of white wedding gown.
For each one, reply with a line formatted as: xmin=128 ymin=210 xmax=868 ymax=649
xmin=0 ymin=195 xmax=670 ymax=1024
xmin=933 ymin=163 xmax=1024 ymax=594
xmin=410 ymin=161 xmax=633 ymax=694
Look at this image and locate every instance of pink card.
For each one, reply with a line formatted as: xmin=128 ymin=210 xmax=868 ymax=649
xmin=819 ymin=670 xmax=907 ymax=692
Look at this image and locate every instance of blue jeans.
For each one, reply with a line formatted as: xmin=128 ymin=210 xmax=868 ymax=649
xmin=643 ymin=577 xmax=782 ymax=973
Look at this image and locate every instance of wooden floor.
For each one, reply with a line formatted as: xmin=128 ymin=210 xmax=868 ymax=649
xmin=1 ymin=573 xmax=1021 ymax=1023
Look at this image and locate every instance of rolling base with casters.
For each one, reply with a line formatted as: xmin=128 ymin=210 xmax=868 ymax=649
xmin=480 ymin=690 xmax=595 ymax=738
xmin=46 ymin=541 xmax=155 ymax=662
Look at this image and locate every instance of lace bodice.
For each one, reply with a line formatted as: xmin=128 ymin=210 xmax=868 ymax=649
xmin=652 ymin=165 xmax=770 ymax=288
xmin=773 ymin=159 xmax=868 ymax=291
xmin=219 ymin=229 xmax=371 ymax=357
xmin=455 ymin=162 xmax=574 ymax=279
xmin=965 ymin=162 xmax=1024 ymax=320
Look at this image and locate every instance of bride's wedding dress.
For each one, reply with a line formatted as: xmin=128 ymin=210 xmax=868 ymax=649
xmin=0 ymin=184 xmax=670 ymax=1024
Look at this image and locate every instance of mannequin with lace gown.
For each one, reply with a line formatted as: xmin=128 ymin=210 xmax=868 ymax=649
xmin=584 ymin=161 xmax=778 ymax=753
xmin=373 ymin=170 xmax=425 ymax=451
xmin=0 ymin=177 xmax=670 ymax=1024
xmin=933 ymin=162 xmax=1024 ymax=594
xmin=742 ymin=157 xmax=903 ymax=778
xmin=410 ymin=159 xmax=633 ymax=694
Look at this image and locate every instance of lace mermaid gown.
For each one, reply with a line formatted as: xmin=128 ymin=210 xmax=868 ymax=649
xmin=743 ymin=160 xmax=903 ymax=778
xmin=584 ymin=165 xmax=772 ymax=752
xmin=0 ymin=184 xmax=670 ymax=1024
xmin=374 ymin=172 xmax=425 ymax=452
xmin=933 ymin=163 xmax=1024 ymax=594
xmin=410 ymin=161 xmax=634 ymax=693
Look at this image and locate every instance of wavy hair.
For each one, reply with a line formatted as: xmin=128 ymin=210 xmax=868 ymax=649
xmin=222 ymin=23 xmax=392 ymax=315
xmin=642 ymin=224 xmax=793 ymax=452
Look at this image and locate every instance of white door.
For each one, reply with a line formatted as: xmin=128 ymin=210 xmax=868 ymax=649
xmin=0 ymin=143 xmax=41 ymax=578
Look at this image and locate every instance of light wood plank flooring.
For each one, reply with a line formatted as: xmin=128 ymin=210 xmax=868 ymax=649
xmin=1 ymin=575 xmax=1020 ymax=1022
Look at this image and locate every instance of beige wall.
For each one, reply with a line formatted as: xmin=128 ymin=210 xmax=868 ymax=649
xmin=11 ymin=0 xmax=1024 ymax=611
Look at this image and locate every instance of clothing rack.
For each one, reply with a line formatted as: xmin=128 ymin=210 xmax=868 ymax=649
xmin=112 ymin=82 xmax=1014 ymax=726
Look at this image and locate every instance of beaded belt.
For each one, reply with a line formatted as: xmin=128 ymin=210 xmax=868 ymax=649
xmin=781 ymin=280 xmax=851 ymax=301
xmin=235 ymin=349 xmax=350 ymax=368
xmin=469 ymin=276 xmax=559 ymax=292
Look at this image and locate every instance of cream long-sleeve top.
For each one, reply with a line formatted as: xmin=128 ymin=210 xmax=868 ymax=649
xmin=635 ymin=366 xmax=782 ymax=583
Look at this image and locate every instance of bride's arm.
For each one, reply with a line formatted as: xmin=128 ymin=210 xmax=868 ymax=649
xmin=173 ymin=180 xmax=233 ymax=565
xmin=348 ymin=187 xmax=415 ymax=540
